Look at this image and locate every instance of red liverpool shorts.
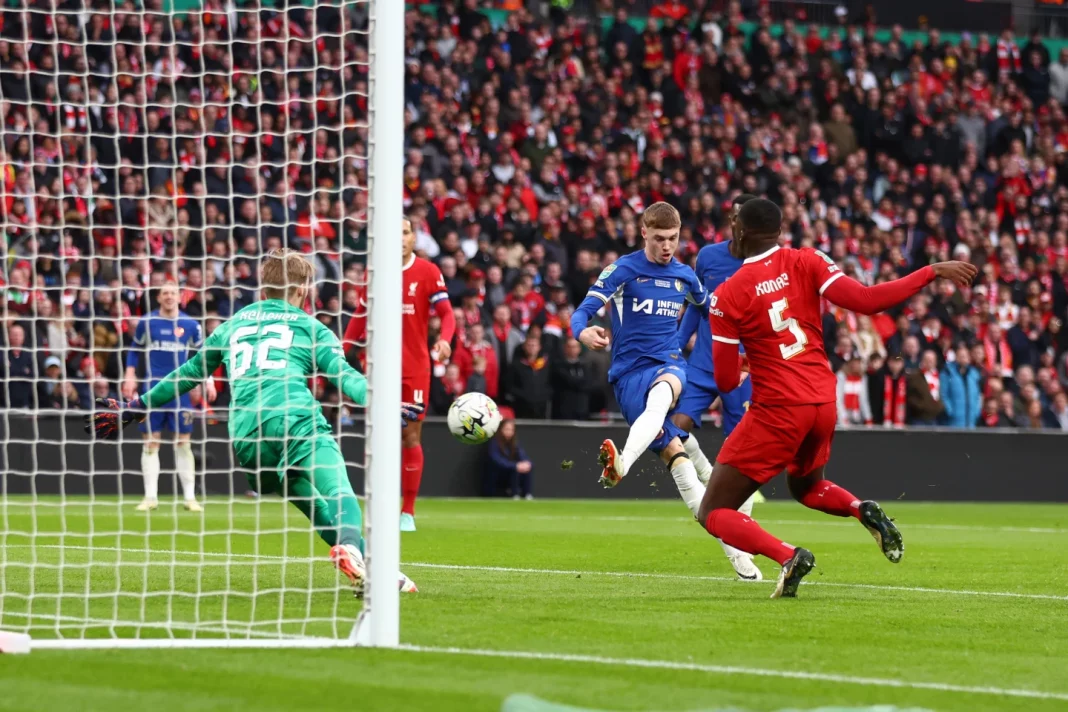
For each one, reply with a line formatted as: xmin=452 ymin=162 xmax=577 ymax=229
xmin=717 ymin=401 xmax=837 ymax=485
xmin=401 ymin=371 xmax=430 ymax=421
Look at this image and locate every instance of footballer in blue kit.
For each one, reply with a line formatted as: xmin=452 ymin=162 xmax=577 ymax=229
xmin=123 ymin=283 xmax=216 ymax=512
xmin=673 ymin=194 xmax=765 ymax=580
xmin=570 ymin=203 xmax=709 ymax=525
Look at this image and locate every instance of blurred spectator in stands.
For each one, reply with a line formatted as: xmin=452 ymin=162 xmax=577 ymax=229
xmin=1007 ymin=307 xmax=1042 ymax=370
xmin=3 ymin=324 xmax=41 ymax=409
xmin=454 ymin=322 xmax=499 ymax=399
xmin=1045 ymin=391 xmax=1068 ymax=430
xmin=42 ymin=355 xmax=81 ymax=410
xmin=488 ymin=303 xmax=524 ymax=397
xmin=980 ymin=396 xmax=1013 ymax=428
xmin=1050 ymin=49 xmax=1068 ymax=104
xmin=907 ymin=350 xmax=945 ymax=426
xmin=837 ymin=353 xmax=872 ymax=426
xmin=507 ymin=331 xmax=551 ymax=419
xmin=92 ymin=377 xmax=118 ymax=404
xmin=1024 ymin=399 xmax=1047 ymax=430
xmin=551 ymin=337 xmax=591 ymax=420
xmin=430 ymin=362 xmax=467 ymax=416
xmin=941 ymin=343 xmax=983 ymax=429
xmin=983 ymin=322 xmax=1014 ymax=380
xmin=484 ymin=419 xmax=533 ymax=500
xmin=998 ymin=391 xmax=1027 ymax=427
xmin=901 ymin=335 xmax=922 ymax=371
xmin=854 ymin=316 xmax=887 ymax=368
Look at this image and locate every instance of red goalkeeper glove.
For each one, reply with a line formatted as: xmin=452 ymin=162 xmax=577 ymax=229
xmin=84 ymin=398 xmax=147 ymax=440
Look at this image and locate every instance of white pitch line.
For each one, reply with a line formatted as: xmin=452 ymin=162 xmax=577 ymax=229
xmin=399 ymin=645 xmax=1068 ymax=702
xmin=434 ymin=512 xmax=1068 ymax=535
xmin=4 ymin=505 xmax=1067 ymax=534
xmin=7 ymin=544 xmax=1067 ymax=602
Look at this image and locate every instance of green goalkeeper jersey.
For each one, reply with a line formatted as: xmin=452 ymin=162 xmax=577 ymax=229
xmin=140 ymin=299 xmax=367 ymax=441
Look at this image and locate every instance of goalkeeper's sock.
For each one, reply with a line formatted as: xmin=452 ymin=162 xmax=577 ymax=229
xmin=401 ymin=444 xmax=423 ymax=516
xmin=621 ymin=381 xmax=673 ymax=475
xmin=705 ymin=508 xmax=795 ymax=566
xmin=141 ymin=448 xmax=160 ymax=500
xmin=797 ymin=480 xmax=861 ymax=519
xmin=668 ymin=454 xmax=704 ymax=518
xmin=174 ymin=442 xmax=196 ymax=501
xmin=682 ymin=433 xmax=714 ymax=485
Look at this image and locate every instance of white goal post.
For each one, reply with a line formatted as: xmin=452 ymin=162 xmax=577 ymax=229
xmin=0 ymin=0 xmax=404 ymax=650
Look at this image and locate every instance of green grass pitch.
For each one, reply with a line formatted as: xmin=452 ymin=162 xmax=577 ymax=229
xmin=0 ymin=497 xmax=1066 ymax=712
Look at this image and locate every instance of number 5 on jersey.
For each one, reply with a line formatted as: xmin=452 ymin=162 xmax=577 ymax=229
xmin=768 ymin=298 xmax=807 ymax=359
xmin=230 ymin=324 xmax=294 ymax=378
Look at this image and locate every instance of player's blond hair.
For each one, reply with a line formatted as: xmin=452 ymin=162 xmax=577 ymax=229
xmin=642 ymin=202 xmax=681 ymax=231
xmin=261 ymin=248 xmax=313 ymax=301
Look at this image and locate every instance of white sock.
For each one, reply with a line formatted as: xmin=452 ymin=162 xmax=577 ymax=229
xmin=669 ymin=456 xmax=705 ymax=518
xmin=141 ymin=448 xmax=160 ymax=500
xmin=621 ymin=382 xmax=674 ymax=475
xmin=683 ymin=434 xmax=714 ymax=485
xmin=739 ymin=492 xmax=756 ymax=518
xmin=175 ymin=442 xmax=196 ymax=501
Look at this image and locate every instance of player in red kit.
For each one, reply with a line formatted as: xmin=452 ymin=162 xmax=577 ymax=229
xmin=699 ymin=199 xmax=977 ymax=598
xmin=343 ymin=217 xmax=455 ymax=531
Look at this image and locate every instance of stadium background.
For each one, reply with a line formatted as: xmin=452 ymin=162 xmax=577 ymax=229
xmin=5 ymin=0 xmax=1068 ymax=492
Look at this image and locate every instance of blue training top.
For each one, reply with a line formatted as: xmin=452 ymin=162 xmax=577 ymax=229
xmin=571 ymin=251 xmax=707 ymax=383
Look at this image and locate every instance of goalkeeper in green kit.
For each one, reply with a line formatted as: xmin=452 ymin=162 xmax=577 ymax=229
xmin=86 ymin=249 xmax=420 ymax=594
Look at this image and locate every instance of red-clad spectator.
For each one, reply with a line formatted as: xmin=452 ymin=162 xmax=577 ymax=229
xmin=505 ymin=275 xmax=544 ymax=332
xmin=453 ymin=322 xmax=500 ymax=400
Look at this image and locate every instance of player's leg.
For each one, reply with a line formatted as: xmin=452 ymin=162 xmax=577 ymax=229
xmin=137 ymin=416 xmax=162 ymax=510
xmin=697 ymin=404 xmax=816 ymax=597
xmin=399 ymin=377 xmax=427 ymax=531
xmin=289 ymin=434 xmax=364 ymax=550
xmin=174 ymin=402 xmax=201 ymax=511
xmin=400 ymin=420 xmax=423 ymax=531
xmin=719 ymin=379 xmax=764 ymax=513
xmin=787 ymin=403 xmax=903 ymax=562
xmin=599 ymin=366 xmax=684 ymax=486
xmin=290 ymin=433 xmax=418 ymax=592
xmin=673 ymin=376 xmax=761 ymax=580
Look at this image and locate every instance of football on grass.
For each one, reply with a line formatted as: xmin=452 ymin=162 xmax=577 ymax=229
xmin=447 ymin=392 xmax=502 ymax=445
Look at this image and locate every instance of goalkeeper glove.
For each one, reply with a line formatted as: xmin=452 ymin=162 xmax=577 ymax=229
xmin=401 ymin=402 xmax=424 ymax=427
xmin=84 ymin=398 xmax=147 ymax=440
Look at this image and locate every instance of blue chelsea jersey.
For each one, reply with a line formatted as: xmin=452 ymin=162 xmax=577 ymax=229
xmin=687 ymin=241 xmax=743 ymax=375
xmin=587 ymin=251 xmax=707 ymax=383
xmin=127 ymin=310 xmax=204 ymax=387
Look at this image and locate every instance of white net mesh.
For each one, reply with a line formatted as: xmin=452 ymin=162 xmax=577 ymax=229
xmin=0 ymin=0 xmax=377 ymax=644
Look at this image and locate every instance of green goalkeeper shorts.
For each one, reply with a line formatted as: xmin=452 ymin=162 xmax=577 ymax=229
xmin=233 ymin=415 xmax=348 ymax=496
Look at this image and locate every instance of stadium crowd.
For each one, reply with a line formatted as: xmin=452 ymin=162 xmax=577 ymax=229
xmin=3 ymin=0 xmax=1068 ymax=430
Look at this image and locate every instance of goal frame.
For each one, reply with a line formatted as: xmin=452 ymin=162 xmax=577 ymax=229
xmin=6 ymin=0 xmax=405 ymax=652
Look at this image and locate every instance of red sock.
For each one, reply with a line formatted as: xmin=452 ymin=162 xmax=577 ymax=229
xmin=705 ymin=508 xmax=795 ymax=566
xmin=797 ymin=480 xmax=862 ymax=519
xmin=401 ymin=445 xmax=424 ymax=516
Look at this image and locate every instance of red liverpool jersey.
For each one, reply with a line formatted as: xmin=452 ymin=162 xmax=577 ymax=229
xmin=402 ymin=255 xmax=449 ymax=378
xmin=710 ymin=246 xmax=843 ymax=406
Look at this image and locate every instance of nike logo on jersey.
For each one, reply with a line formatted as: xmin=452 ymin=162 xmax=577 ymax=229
xmin=755 ymin=273 xmax=791 ymax=296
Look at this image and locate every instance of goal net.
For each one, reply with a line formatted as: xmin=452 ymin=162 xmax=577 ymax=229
xmin=0 ymin=0 xmax=403 ymax=649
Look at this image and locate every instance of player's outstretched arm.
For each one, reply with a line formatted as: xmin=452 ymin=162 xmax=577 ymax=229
xmin=314 ymin=321 xmax=369 ymax=406
xmin=822 ymin=262 xmax=977 ymax=315
xmin=85 ymin=333 xmax=226 ymax=439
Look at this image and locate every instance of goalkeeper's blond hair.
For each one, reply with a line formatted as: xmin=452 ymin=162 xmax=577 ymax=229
xmin=261 ymin=248 xmax=314 ymax=301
